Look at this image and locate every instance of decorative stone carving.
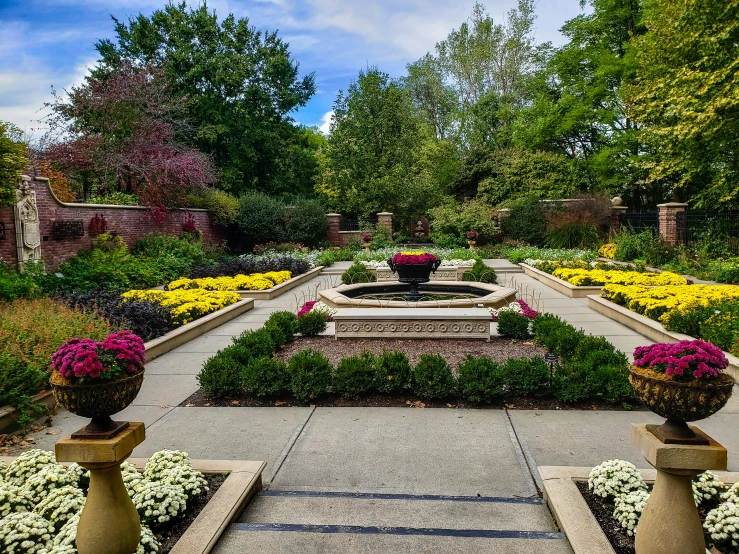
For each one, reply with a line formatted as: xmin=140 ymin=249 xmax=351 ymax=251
xmin=374 ymin=266 xmax=472 ymax=282
xmin=14 ymin=177 xmax=42 ymax=266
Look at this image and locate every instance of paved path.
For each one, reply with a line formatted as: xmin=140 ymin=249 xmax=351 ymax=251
xmin=22 ymin=262 xmax=739 ymax=552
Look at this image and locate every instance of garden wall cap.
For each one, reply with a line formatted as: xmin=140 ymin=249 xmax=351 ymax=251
xmin=333 ymin=307 xmax=493 ymax=320
xmin=376 ymin=211 xmax=393 ymax=215
xmin=657 ymin=202 xmax=689 ymax=208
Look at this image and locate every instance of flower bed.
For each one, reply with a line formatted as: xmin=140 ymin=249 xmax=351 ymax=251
xmin=502 ymin=246 xmax=598 ymax=264
xmin=167 ymin=271 xmax=292 ymax=291
xmin=599 ymin=243 xmax=617 ymax=260
xmin=489 ymin=300 xmax=538 ymax=321
xmin=121 ymin=289 xmax=241 ymax=325
xmin=354 ymin=247 xmax=479 ymax=264
xmin=552 ymin=268 xmax=687 ymax=287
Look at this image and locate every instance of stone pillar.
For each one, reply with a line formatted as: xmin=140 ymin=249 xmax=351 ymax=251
xmin=610 ymin=206 xmax=628 ymax=234
xmin=497 ymin=208 xmax=511 ymax=236
xmin=327 ymin=213 xmax=341 ymax=247
xmin=14 ymin=176 xmax=42 ymax=268
xmin=376 ymin=212 xmax=393 ymax=235
xmin=631 ymin=424 xmax=727 ymax=554
xmin=657 ymin=203 xmax=688 ymax=245
xmin=56 ymin=422 xmax=146 ymax=554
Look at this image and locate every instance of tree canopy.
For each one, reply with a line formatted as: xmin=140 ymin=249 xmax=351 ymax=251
xmin=0 ymin=122 xmax=28 ymax=207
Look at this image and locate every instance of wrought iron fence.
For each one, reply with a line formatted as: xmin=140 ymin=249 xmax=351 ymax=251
xmin=685 ymin=210 xmax=739 ymax=255
xmin=340 ymin=216 xmax=378 ymax=231
xmin=619 ymin=211 xmax=660 ymax=234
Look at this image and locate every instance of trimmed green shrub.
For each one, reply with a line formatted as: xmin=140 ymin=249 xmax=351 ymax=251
xmin=531 ymin=313 xmax=564 ymax=343
xmin=341 ymin=262 xmax=377 ymax=285
xmin=296 ymin=311 xmax=328 ymax=336
xmin=198 ymin=353 xmax=241 ymax=396
xmin=457 ymin=356 xmax=504 ymax=403
xmin=241 ymin=357 xmax=290 ymax=397
xmin=461 ymin=260 xmax=497 ymax=283
xmin=497 ymin=311 xmax=531 ymax=339
xmin=266 ymin=311 xmax=298 ymax=341
xmin=288 ymin=349 xmax=333 ymax=402
xmin=233 ymin=329 xmax=276 ymax=358
xmin=280 ymin=199 xmax=328 ymax=247
xmin=503 ymin=357 xmax=550 ymax=397
xmin=373 ymin=350 xmax=412 ymax=393
xmin=411 ymin=354 xmax=457 ymax=399
xmin=532 ymin=316 xmax=584 ymax=360
xmin=237 ymin=191 xmax=285 ymax=246
xmin=554 ymin=350 xmax=633 ymax=404
xmin=573 ymin=335 xmax=617 ymax=359
xmin=333 ymin=352 xmax=376 ymax=397
xmin=263 ymin=322 xmax=288 ymax=347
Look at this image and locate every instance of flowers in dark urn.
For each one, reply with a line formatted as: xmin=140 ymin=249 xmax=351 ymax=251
xmin=633 ymin=340 xmax=728 ymax=380
xmin=51 ymin=330 xmax=146 ymax=383
xmin=362 ymin=233 xmax=372 ymax=242
xmin=390 ymin=251 xmax=439 ymax=265
xmin=467 ymin=230 xmax=479 ymax=240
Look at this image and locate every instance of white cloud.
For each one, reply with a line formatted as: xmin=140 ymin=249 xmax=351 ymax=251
xmin=318 ymin=110 xmax=334 ymax=135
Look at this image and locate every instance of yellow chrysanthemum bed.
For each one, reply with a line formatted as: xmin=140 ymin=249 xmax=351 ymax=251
xmin=166 ymin=271 xmax=292 ymax=292
xmin=553 ymin=268 xmax=687 ymax=287
xmin=121 ymin=289 xmax=241 ymax=325
xmin=602 ymin=283 xmax=739 ymax=325
xmin=598 ymin=243 xmax=616 ymax=259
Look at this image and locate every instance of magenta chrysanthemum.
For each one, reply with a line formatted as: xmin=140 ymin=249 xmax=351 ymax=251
xmin=51 ymin=331 xmax=146 ymax=381
xmin=390 ymin=252 xmax=438 ymax=265
xmin=633 ymin=340 xmax=728 ymax=379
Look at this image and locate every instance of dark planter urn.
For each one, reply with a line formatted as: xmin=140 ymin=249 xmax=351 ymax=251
xmin=387 ymin=259 xmax=441 ymax=300
xmin=629 ymin=365 xmax=733 ymax=444
xmin=50 ymin=370 xmax=145 ymax=439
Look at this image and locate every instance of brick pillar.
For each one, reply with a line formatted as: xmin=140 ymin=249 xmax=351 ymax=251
xmin=327 ymin=213 xmax=341 ymax=246
xmin=376 ymin=212 xmax=393 ymax=235
xmin=610 ymin=206 xmax=628 ymax=234
xmin=658 ymin=203 xmax=688 ymax=245
xmin=497 ymin=208 xmax=510 ymax=236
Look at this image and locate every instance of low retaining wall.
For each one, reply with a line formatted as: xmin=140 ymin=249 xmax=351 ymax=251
xmin=587 ymin=294 xmax=739 ymax=382
xmin=520 ymin=264 xmax=603 ymax=298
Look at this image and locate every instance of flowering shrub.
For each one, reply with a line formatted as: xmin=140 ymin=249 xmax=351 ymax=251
xmin=33 ymin=485 xmax=85 ymax=526
xmin=297 ymin=300 xmax=318 ymax=318
xmin=23 ymin=465 xmax=75 ymax=504
xmin=489 ymin=300 xmax=538 ymax=321
xmin=5 ymin=450 xmax=57 ymax=487
xmin=633 ymin=340 xmax=728 ymax=379
xmin=0 ymin=511 xmax=54 ymax=553
xmin=143 ymin=450 xmax=192 ymax=481
xmin=122 ymin=461 xmax=145 ymax=497
xmin=613 ymin=489 xmax=649 ymax=536
xmin=66 ymin=463 xmax=90 ymax=490
xmin=502 ymin=246 xmax=598 ymax=264
xmin=168 ymin=271 xmax=292 ymax=292
xmin=390 ymin=252 xmax=439 ymax=265
xmin=694 ymin=471 xmax=724 ymax=506
xmin=161 ymin=465 xmax=209 ymax=500
xmin=599 ymin=243 xmax=616 ymax=259
xmin=553 ymin=268 xmax=686 ymax=287
xmin=721 ymin=482 xmax=739 ymax=504
xmin=132 ymin=480 xmax=188 ymax=525
xmin=51 ymin=330 xmax=146 ymax=383
xmin=0 ymin=484 xmax=35 ymax=517
xmin=705 ymin=502 xmax=739 ymax=553
xmin=52 ymin=511 xmax=160 ymax=554
xmin=121 ymin=289 xmax=241 ymax=325
xmin=588 ymin=460 xmax=647 ymax=500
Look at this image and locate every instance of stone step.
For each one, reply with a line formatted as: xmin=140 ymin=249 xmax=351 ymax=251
xmin=241 ymin=490 xmax=556 ymax=531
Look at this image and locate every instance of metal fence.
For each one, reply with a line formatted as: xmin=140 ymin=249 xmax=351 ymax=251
xmin=619 ymin=211 xmax=660 ymax=234
xmin=340 ymin=216 xmax=378 ymax=231
xmin=685 ymin=210 xmax=739 ymax=255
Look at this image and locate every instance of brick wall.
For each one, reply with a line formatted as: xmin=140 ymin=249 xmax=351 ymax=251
xmin=1 ymin=176 xmax=226 ymax=270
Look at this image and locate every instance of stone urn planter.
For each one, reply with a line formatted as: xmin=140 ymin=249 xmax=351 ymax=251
xmin=50 ymin=330 xmax=147 ymax=439
xmin=630 ymin=341 xmax=734 ymax=444
xmin=467 ymin=231 xmax=478 ymax=250
xmin=387 ymin=252 xmax=441 ymax=301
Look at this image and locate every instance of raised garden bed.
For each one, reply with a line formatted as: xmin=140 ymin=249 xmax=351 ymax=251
xmin=586 ymin=294 xmax=739 ymax=383
xmin=521 ymin=263 xmax=604 ymax=298
xmin=230 ymin=266 xmax=323 ymax=300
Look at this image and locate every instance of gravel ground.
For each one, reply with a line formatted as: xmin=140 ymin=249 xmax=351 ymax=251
xmin=275 ymin=336 xmax=546 ymax=371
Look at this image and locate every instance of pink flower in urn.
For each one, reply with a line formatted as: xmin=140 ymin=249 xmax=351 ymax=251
xmin=51 ymin=331 xmax=146 ymax=383
xmin=633 ymin=340 xmax=728 ymax=380
xmin=362 ymin=233 xmax=372 ymax=242
xmin=390 ymin=252 xmax=439 ymax=265
xmin=467 ymin=230 xmax=479 ymax=240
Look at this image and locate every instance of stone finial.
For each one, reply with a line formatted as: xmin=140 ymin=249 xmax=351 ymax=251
xmin=611 ymin=196 xmax=623 ymax=206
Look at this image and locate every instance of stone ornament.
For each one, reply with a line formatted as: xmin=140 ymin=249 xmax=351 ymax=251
xmin=14 ymin=177 xmax=42 ymax=266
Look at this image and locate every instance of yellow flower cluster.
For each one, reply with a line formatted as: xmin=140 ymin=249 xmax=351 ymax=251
xmin=602 ymin=284 xmax=739 ymax=324
xmin=121 ymin=289 xmax=241 ymax=325
xmin=400 ymin=251 xmax=426 ymax=256
xmin=599 ymin=243 xmax=616 ymax=259
xmin=553 ymin=268 xmax=687 ymax=287
xmin=167 ymin=271 xmax=292 ymax=292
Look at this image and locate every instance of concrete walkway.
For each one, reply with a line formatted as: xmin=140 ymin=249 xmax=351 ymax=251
xmin=21 ymin=261 xmax=739 ymax=553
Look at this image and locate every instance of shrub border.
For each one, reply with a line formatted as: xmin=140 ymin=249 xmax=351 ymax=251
xmin=0 ymin=454 xmax=266 ymax=554
xmin=586 ymin=294 xmax=739 ymax=383
xmin=520 ymin=263 xmax=604 ymax=298
xmin=540 ymin=465 xmax=739 ymax=554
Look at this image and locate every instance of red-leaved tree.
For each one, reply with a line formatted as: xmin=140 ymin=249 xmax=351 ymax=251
xmin=43 ymin=61 xmax=215 ymax=208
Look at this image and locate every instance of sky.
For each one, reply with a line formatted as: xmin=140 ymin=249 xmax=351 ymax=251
xmin=0 ymin=0 xmax=588 ymax=139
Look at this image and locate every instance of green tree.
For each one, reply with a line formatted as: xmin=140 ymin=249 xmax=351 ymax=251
xmin=515 ymin=0 xmax=647 ymax=204
xmin=318 ymin=68 xmax=442 ymax=224
xmin=94 ymin=2 xmax=315 ymax=195
xmin=403 ymin=54 xmax=457 ymax=140
xmin=626 ymin=0 xmax=739 ymax=206
xmin=0 ymin=122 xmax=28 ymax=207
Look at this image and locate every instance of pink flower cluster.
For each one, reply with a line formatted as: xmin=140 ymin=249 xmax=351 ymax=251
xmin=467 ymin=230 xmax=478 ymax=239
xmin=517 ymin=300 xmax=538 ymax=319
xmin=362 ymin=233 xmax=372 ymax=241
xmin=52 ymin=331 xmax=146 ymax=381
xmin=390 ymin=252 xmax=438 ymax=265
xmin=633 ymin=340 xmax=728 ymax=379
xmin=297 ymin=300 xmax=317 ymax=318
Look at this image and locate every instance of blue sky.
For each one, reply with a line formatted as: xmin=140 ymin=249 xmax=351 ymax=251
xmin=0 ymin=0 xmax=587 ymax=138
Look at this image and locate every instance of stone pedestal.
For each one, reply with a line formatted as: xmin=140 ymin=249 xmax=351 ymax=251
xmin=56 ymin=422 xmax=146 ymax=554
xmin=657 ymin=203 xmax=688 ymax=246
xmin=632 ymin=423 xmax=727 ymax=554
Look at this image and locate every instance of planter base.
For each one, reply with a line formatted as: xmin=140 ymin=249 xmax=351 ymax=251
xmin=646 ymin=420 xmax=709 ymax=446
xmin=72 ymin=419 xmax=130 ymax=440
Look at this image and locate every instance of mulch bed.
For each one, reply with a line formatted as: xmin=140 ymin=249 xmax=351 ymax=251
xmin=576 ymin=481 xmax=635 ymax=554
xmin=274 ymin=336 xmax=548 ymax=370
xmin=158 ymin=473 xmax=226 ymax=553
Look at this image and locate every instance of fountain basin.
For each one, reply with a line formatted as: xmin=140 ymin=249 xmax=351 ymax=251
xmin=319 ymin=281 xmax=516 ymax=309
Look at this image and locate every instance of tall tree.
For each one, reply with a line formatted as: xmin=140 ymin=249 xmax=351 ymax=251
xmin=403 ymin=54 xmax=457 ymax=140
xmin=626 ymin=0 xmax=739 ymax=206
xmin=94 ymin=2 xmax=315 ymax=195
xmin=0 ymin=122 xmax=27 ymax=207
xmin=317 ymin=68 xmax=442 ymax=224
xmin=515 ymin=0 xmax=648 ymax=204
